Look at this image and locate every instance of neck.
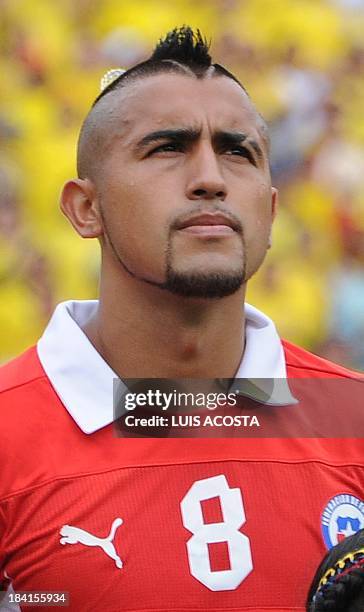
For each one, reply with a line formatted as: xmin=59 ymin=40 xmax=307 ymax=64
xmin=84 ymin=268 xmax=246 ymax=379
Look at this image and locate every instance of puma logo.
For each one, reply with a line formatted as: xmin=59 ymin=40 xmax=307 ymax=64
xmin=59 ymin=518 xmax=123 ymax=568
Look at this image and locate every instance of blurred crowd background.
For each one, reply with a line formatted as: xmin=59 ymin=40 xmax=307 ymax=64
xmin=1 ymin=0 xmax=364 ymax=369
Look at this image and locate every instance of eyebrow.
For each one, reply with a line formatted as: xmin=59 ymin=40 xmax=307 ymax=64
xmin=135 ymin=128 xmax=264 ymax=163
xmin=135 ymin=128 xmax=200 ymax=149
xmin=215 ymin=131 xmax=263 ymax=163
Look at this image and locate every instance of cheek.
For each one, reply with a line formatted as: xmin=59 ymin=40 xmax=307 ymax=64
xmin=242 ymin=187 xmax=273 ymax=265
xmin=103 ymin=172 xmax=149 ymax=232
xmin=102 ymin=180 xmax=170 ymax=278
xmin=243 ymin=185 xmax=273 ymax=237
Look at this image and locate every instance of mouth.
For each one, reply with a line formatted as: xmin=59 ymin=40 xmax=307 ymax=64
xmin=176 ymin=213 xmax=240 ymax=237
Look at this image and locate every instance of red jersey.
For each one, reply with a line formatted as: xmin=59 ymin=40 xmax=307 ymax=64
xmin=0 ymin=301 xmax=363 ymax=612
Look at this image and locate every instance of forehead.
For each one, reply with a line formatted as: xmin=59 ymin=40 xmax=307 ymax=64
xmin=105 ymin=73 xmax=264 ymax=145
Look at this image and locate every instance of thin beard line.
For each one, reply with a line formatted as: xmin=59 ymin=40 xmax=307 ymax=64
xmin=99 ymin=204 xmax=170 ymax=289
xmin=99 ymin=204 xmax=248 ymax=295
xmin=99 ymin=206 xmax=138 ymax=279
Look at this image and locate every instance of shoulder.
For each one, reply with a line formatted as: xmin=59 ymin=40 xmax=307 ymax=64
xmin=0 ymin=346 xmax=73 ymax=500
xmin=0 ymin=346 xmax=56 ymax=440
xmin=282 ymin=339 xmax=364 ymax=379
xmin=0 ymin=347 xmax=53 ymax=446
xmin=0 ymin=346 xmax=47 ymax=394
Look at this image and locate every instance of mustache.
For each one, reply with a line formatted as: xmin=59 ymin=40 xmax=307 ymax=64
xmin=169 ymin=206 xmax=243 ymax=234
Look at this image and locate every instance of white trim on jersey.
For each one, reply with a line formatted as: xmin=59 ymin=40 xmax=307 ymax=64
xmin=37 ymin=300 xmax=296 ymax=434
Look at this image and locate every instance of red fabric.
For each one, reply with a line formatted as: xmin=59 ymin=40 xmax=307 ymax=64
xmin=0 ymin=345 xmax=363 ymax=611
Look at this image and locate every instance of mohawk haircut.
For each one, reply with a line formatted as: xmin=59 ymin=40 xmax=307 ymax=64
xmin=92 ymin=25 xmax=246 ymax=107
xmin=151 ymin=26 xmax=212 ymax=66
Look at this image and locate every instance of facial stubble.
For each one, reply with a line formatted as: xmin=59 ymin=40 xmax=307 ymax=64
xmin=161 ymin=228 xmax=247 ymax=298
xmin=100 ymin=206 xmax=247 ymax=299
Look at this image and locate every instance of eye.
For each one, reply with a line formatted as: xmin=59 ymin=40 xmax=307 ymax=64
xmin=149 ymin=142 xmax=184 ymax=155
xmin=224 ymin=146 xmax=256 ymax=166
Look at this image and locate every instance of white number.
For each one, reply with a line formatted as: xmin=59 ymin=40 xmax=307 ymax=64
xmin=180 ymin=474 xmax=253 ymax=591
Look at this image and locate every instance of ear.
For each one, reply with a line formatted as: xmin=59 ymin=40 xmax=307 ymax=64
xmin=268 ymin=187 xmax=278 ymax=249
xmin=60 ymin=178 xmax=103 ymax=238
xmin=271 ymin=186 xmax=278 ymax=220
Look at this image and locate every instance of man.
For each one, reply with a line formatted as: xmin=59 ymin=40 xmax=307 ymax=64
xmin=0 ymin=27 xmax=363 ymax=611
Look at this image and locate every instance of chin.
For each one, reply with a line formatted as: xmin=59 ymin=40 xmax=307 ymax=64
xmin=162 ymin=268 xmax=245 ymax=299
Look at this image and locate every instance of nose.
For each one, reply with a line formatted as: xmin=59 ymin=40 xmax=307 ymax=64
xmin=185 ymin=143 xmax=227 ymax=202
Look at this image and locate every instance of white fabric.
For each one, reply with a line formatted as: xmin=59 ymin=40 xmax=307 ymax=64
xmin=37 ymin=300 xmax=296 ymax=434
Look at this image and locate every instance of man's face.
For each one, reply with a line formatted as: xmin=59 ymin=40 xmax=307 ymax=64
xmin=95 ymin=73 xmax=276 ymax=298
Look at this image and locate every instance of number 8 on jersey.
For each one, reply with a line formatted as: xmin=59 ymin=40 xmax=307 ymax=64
xmin=180 ymin=474 xmax=253 ymax=591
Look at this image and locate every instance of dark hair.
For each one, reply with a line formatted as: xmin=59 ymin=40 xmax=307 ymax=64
xmin=93 ymin=25 xmax=247 ymax=107
xmin=307 ymin=529 xmax=364 ymax=611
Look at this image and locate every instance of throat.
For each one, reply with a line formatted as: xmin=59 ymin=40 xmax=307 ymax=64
xmin=83 ymin=293 xmax=246 ymax=379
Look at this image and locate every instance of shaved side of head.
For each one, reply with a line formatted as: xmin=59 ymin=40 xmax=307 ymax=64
xmin=77 ymin=104 xmax=101 ymax=180
xmin=77 ymin=93 xmax=122 ymax=181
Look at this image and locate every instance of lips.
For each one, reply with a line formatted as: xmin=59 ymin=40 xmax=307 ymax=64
xmin=177 ymin=213 xmax=239 ymax=232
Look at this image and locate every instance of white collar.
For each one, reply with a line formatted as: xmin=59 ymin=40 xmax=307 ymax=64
xmin=37 ymin=300 xmax=296 ymax=434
